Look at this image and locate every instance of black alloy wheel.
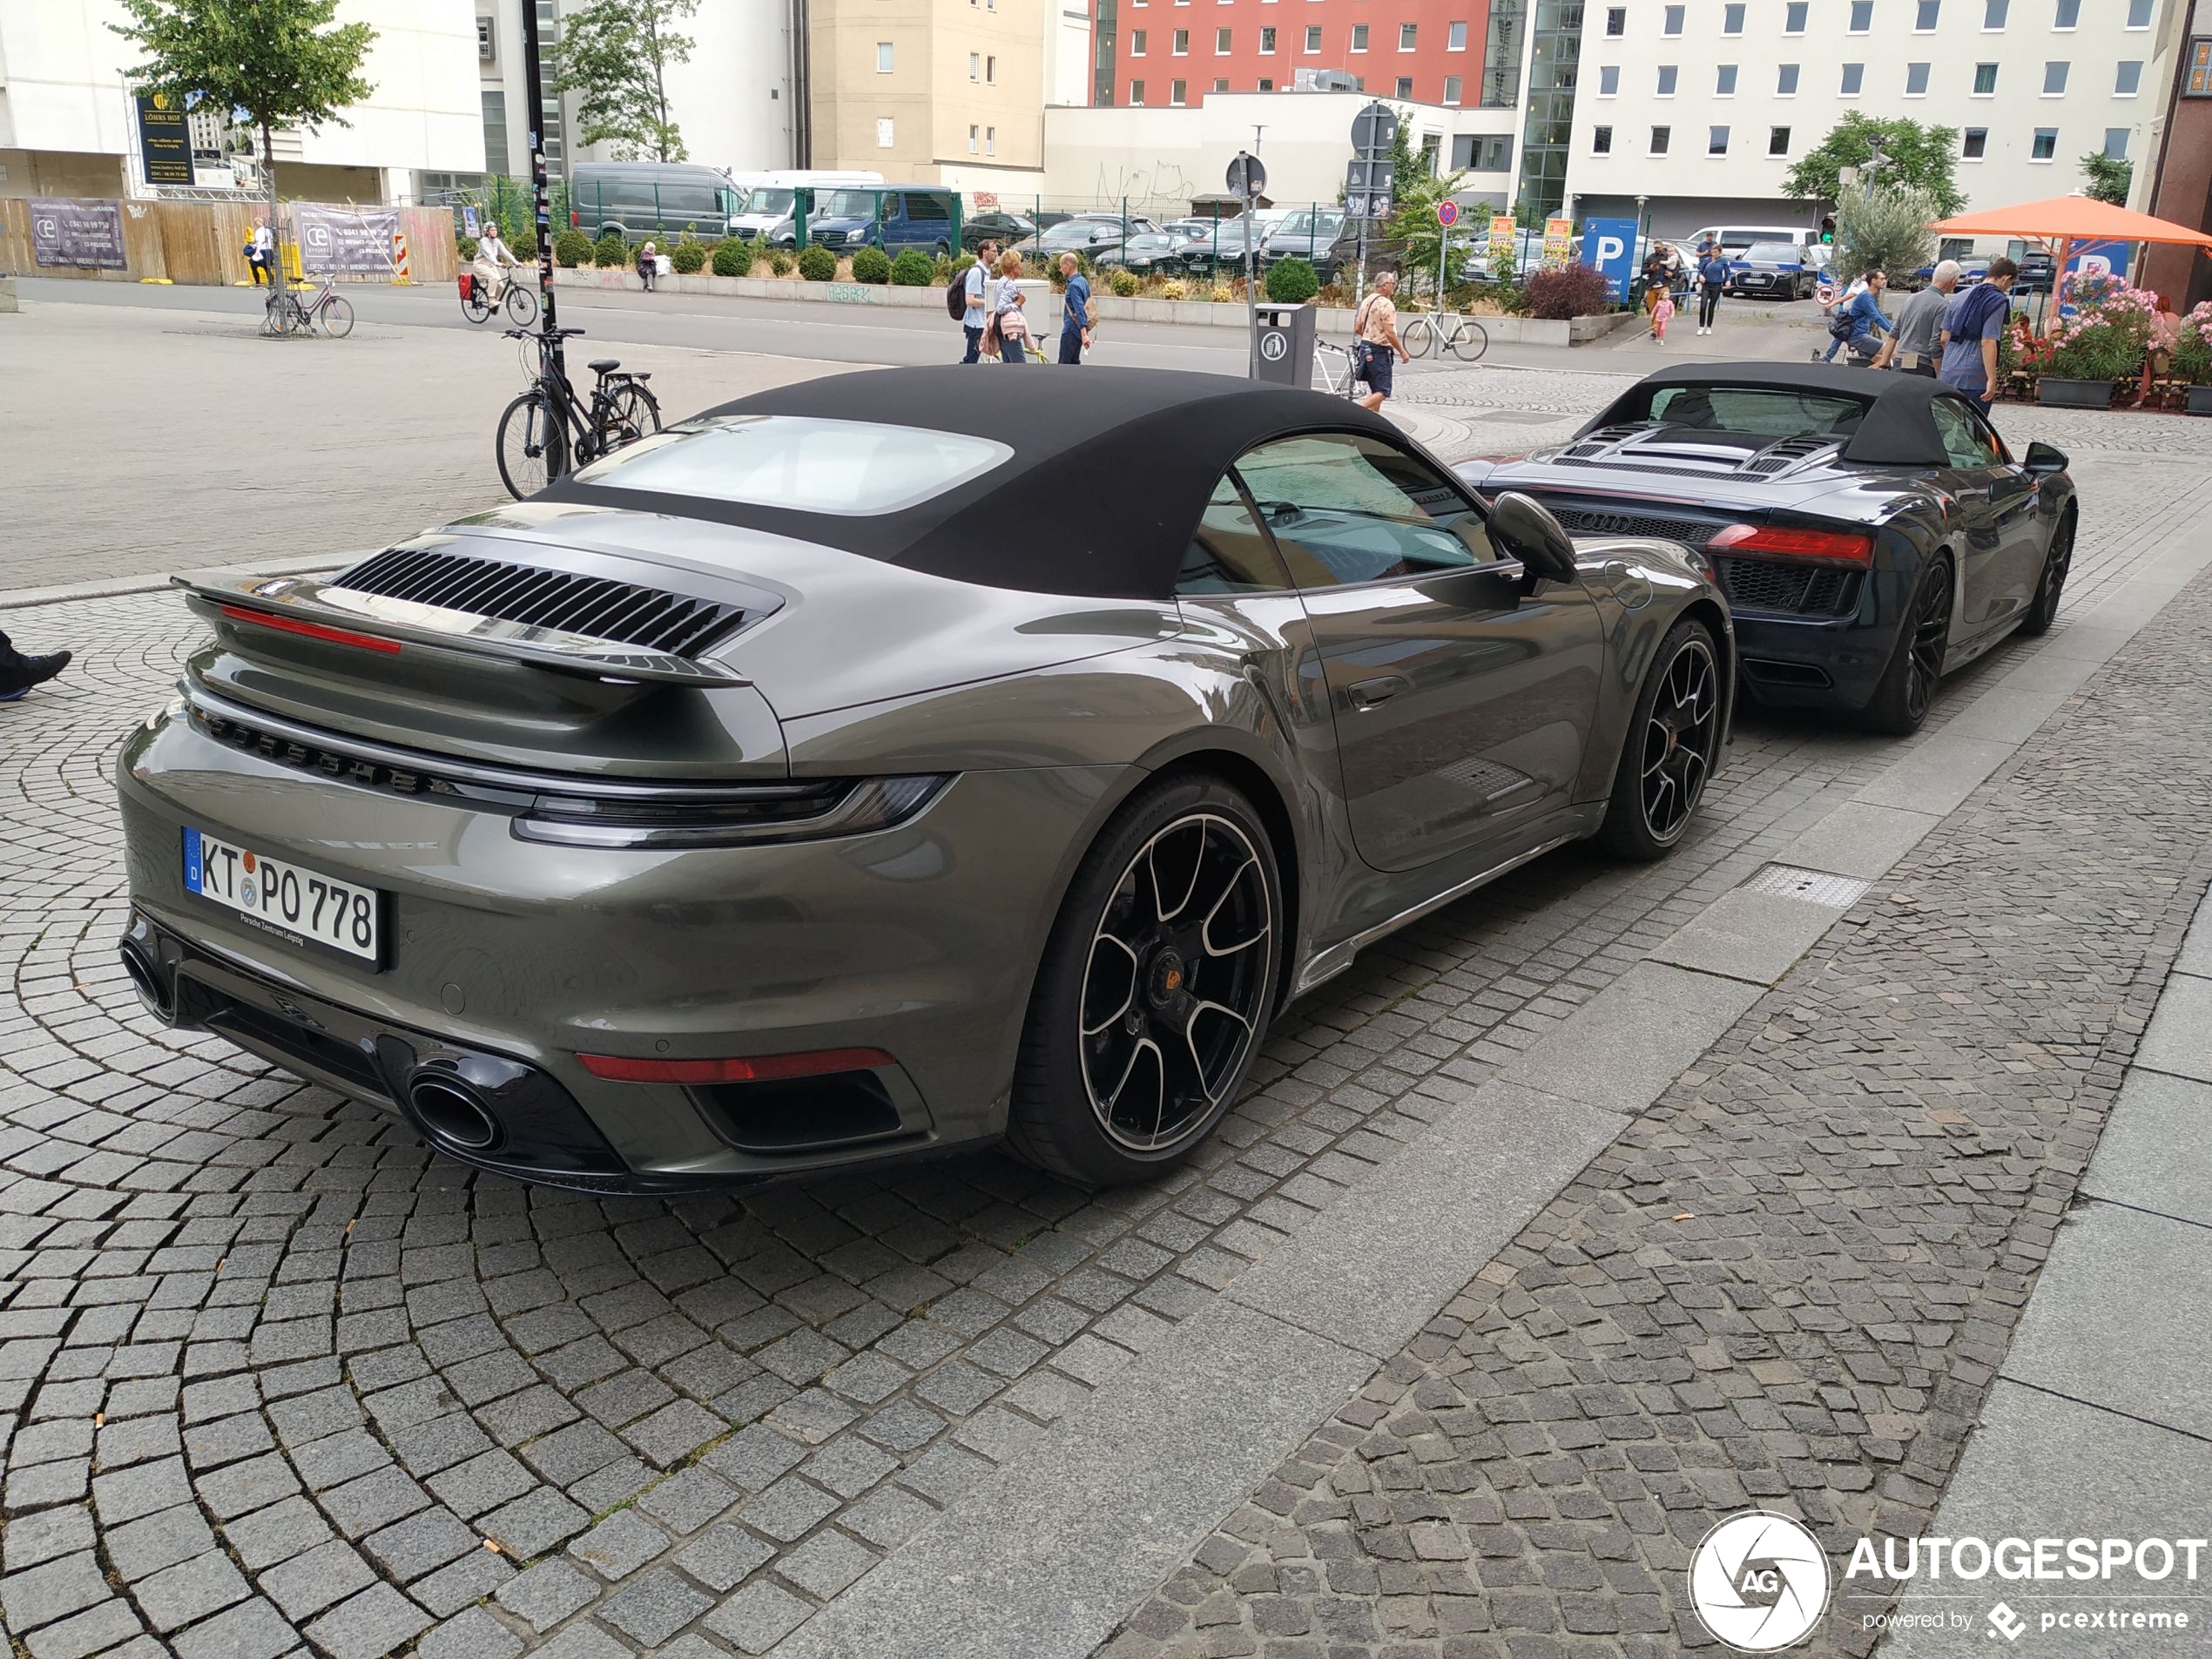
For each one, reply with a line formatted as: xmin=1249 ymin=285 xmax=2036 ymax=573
xmin=2019 ymin=509 xmax=2075 ymax=637
xmin=1009 ymin=776 xmax=1280 ymax=1185
xmin=1599 ymin=617 xmax=1723 ymax=860
xmin=1862 ymin=558 xmax=1955 ymax=734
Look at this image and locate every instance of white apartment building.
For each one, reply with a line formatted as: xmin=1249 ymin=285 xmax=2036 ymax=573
xmin=1564 ymin=0 xmax=2170 ymax=239
xmin=0 ymin=0 xmax=483 ymax=203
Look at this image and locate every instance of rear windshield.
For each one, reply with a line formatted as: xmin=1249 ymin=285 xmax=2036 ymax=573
xmin=571 ymin=415 xmax=1013 ymax=516
xmin=1646 ymin=384 xmax=1869 ymax=438
xmin=1742 ymin=242 xmax=1801 ymax=261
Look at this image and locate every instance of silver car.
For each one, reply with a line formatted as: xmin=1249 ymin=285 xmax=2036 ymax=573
xmin=115 ymin=368 xmax=1733 ymax=1191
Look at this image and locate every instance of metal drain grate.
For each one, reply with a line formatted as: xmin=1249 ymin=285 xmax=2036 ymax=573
xmin=1742 ymin=864 xmax=1871 ymax=908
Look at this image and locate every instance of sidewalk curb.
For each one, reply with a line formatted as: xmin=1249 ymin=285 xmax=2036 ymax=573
xmin=0 ymin=556 xmax=359 ymax=612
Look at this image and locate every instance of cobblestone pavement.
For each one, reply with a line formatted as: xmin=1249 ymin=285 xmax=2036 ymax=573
xmin=3 ymin=361 xmax=2209 ymax=1659
xmin=1096 ymin=500 xmax=2212 ymax=1655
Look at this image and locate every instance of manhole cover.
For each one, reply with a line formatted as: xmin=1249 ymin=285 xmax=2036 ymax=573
xmin=1741 ymin=863 xmax=1871 ymax=908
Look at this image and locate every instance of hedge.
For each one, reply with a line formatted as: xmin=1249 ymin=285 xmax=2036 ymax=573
xmin=797 ymin=246 xmax=837 ymax=282
xmin=850 ymin=246 xmax=893 ymax=284
xmin=1264 ymin=258 xmax=1319 ymax=304
xmin=552 ymin=228 xmax=594 ymax=268
xmin=711 ymin=238 xmax=752 ymax=277
xmin=889 ymin=249 xmax=934 ymax=287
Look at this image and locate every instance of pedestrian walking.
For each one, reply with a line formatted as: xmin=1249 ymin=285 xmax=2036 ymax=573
xmin=1939 ymin=256 xmax=2019 ymax=414
xmin=1650 ymin=287 xmax=1676 ymax=345
xmin=1642 ymin=246 xmax=1671 ymax=318
xmin=1695 ymin=245 xmax=1730 ymax=334
xmin=960 ymin=241 xmax=997 ymax=362
xmin=1352 ymin=270 xmax=1408 ymax=413
xmin=1888 ymin=260 xmax=1959 ymax=375
xmin=246 ymin=217 xmax=274 ymax=287
xmin=636 ymin=239 xmax=658 ymax=293
xmin=1829 ymin=268 xmax=1895 ymax=365
xmin=1057 ymin=253 xmax=1093 ymax=364
xmin=0 ymin=631 xmax=70 ymax=703
xmin=991 ymin=249 xmax=1031 ymax=365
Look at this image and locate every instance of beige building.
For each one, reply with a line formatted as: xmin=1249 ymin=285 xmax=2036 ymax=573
xmin=811 ymin=0 xmax=1046 ymax=180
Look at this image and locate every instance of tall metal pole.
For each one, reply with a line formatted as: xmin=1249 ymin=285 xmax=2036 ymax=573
xmin=1244 ymin=178 xmax=1258 ymax=379
xmin=520 ymin=0 xmax=559 ymax=343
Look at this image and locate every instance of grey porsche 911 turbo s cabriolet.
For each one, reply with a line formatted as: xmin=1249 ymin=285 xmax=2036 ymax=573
xmin=115 ymin=368 xmax=1733 ymax=1192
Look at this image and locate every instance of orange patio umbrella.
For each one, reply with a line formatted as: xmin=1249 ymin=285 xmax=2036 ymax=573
xmin=1925 ymin=195 xmax=2212 ymax=333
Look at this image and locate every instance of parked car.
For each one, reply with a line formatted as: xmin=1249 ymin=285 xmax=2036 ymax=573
xmin=118 ymin=368 xmax=1729 ymax=1192
xmin=769 ymin=187 xmax=957 ymax=255
xmin=1023 ymin=214 xmax=1162 ymax=260
xmin=1093 ymin=233 xmax=1196 ymax=278
xmin=1259 ymin=209 xmax=1354 ymax=280
xmin=570 ymin=161 xmax=740 ymax=243
xmin=1462 ymin=228 xmax=1545 ymax=285
xmin=1905 ymin=256 xmax=1991 ymax=291
xmin=1725 ymin=241 xmax=1822 ymax=300
xmin=1682 ymin=222 xmax=1816 ymax=258
xmin=2015 ymin=250 xmax=2057 ymax=292
xmin=1457 ymin=362 xmax=2076 ymax=735
xmin=723 ymin=171 xmax=885 ymax=243
xmin=1168 ymin=218 xmax=1264 ymax=271
xmin=961 ymin=211 xmax=1035 ymax=253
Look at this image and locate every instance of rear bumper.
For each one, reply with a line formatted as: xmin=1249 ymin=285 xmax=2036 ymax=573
xmin=1731 ymin=566 xmax=1915 ymax=711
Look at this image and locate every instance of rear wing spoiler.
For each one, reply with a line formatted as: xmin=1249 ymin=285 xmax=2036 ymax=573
xmin=173 ymin=570 xmax=752 ymax=689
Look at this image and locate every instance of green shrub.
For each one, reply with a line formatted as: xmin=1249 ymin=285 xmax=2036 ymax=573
xmin=553 ymin=228 xmax=593 ymax=268
xmin=797 ymin=245 xmax=837 ymax=282
xmin=1108 ymin=268 xmax=1141 ymax=298
xmin=592 ymin=232 xmax=628 ymax=268
xmin=711 ymin=238 xmax=752 ymax=277
xmin=1523 ymin=265 xmax=1613 ymax=320
xmin=768 ymin=248 xmax=795 ymax=276
xmin=935 ymin=253 xmax=962 ymax=286
xmin=456 ymin=236 xmax=478 ymax=262
xmin=670 ymin=235 xmax=707 ymax=275
xmin=888 ymin=249 xmax=934 ymax=287
xmin=1264 ymin=258 xmax=1318 ymax=303
xmin=850 ymin=246 xmax=893 ymax=284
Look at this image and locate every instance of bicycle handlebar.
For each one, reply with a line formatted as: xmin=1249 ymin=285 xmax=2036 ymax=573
xmin=502 ymin=327 xmax=587 ymax=341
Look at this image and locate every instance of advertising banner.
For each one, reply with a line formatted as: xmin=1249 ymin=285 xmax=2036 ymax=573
xmin=1580 ymin=216 xmax=1640 ymax=302
xmin=295 ymin=205 xmax=399 ymax=275
xmin=135 ymin=94 xmax=195 ymax=186
xmin=1542 ymin=217 xmax=1574 ymax=270
xmin=29 ymin=198 xmax=127 ymax=270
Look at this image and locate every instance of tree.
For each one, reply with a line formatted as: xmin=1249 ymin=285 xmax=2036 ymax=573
xmin=1384 ymin=166 xmax=1477 ymax=307
xmin=553 ymin=0 xmax=699 ymax=163
xmin=2080 ymin=152 xmax=2133 ymax=206
xmin=1834 ymin=185 xmax=1939 ymax=286
xmin=111 ymin=0 xmax=376 ymax=334
xmin=1782 ymin=112 xmax=1964 ymax=218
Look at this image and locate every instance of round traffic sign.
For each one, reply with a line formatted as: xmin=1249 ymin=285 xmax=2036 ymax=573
xmin=1226 ymin=151 xmax=1268 ymax=198
xmin=1350 ymin=101 xmax=1399 ymax=156
xmin=1259 ymin=330 xmax=1288 ymax=361
xmin=1435 ymin=200 xmax=1459 ymax=227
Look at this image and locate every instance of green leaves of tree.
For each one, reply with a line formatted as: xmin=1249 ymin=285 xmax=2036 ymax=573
xmin=552 ymin=0 xmax=699 ymax=164
xmin=111 ymin=0 xmax=374 ymax=140
xmin=1781 ymin=112 xmax=1964 ymax=219
xmin=2079 ymin=152 xmax=2132 ymax=206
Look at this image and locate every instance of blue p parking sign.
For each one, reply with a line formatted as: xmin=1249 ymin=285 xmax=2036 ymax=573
xmin=1581 ymin=217 xmax=1640 ymax=303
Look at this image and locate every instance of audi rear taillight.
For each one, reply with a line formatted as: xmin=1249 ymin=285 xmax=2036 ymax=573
xmin=1709 ymin=523 xmax=1874 ymax=567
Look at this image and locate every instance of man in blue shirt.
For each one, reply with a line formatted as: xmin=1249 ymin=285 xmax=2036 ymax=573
xmin=1058 ymin=253 xmax=1094 ymax=365
xmin=1831 ymin=268 xmax=1895 ymax=364
xmin=1939 ymin=256 xmax=2018 ymax=412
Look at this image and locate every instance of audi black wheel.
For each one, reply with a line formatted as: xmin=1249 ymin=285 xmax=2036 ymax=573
xmin=2018 ymin=509 xmax=2074 ymax=637
xmin=1599 ymin=617 xmax=1723 ymax=860
xmin=1009 ymin=775 xmax=1279 ymax=1185
xmin=1863 ymin=558 xmax=1954 ymax=734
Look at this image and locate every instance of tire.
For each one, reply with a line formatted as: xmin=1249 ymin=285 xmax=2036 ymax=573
xmin=496 ymin=388 xmax=565 ymax=501
xmin=460 ymin=289 xmax=492 ymax=325
xmin=597 ymin=381 xmax=662 ymax=451
xmin=321 ymin=295 xmax=354 ymax=338
xmin=503 ymin=284 xmax=540 ymax=327
xmin=2017 ymin=509 xmax=2074 ymax=637
xmin=1401 ymin=317 xmax=1437 ymax=360
xmin=1007 ymin=774 xmax=1282 ymax=1186
xmin=1860 ymin=557 xmax=1954 ymax=734
xmin=1450 ymin=319 xmax=1489 ymax=362
xmin=1597 ymin=617 xmax=1724 ymax=860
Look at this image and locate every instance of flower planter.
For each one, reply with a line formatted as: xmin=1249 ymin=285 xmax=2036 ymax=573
xmin=2036 ymin=376 xmax=2114 ymax=409
xmin=2187 ymin=384 xmax=2212 ymax=417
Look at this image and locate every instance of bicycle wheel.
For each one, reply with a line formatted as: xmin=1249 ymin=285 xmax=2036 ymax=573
xmin=1450 ymin=319 xmax=1489 ymax=362
xmin=496 ymin=388 xmax=566 ymax=500
xmin=321 ymin=295 xmax=354 ymax=338
xmin=461 ymin=288 xmax=493 ymax=325
xmin=504 ymin=284 xmax=540 ymax=327
xmin=597 ymin=382 xmax=662 ymax=451
xmin=1401 ymin=317 xmax=1436 ymax=360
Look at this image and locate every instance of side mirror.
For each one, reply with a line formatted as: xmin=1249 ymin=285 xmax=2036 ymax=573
xmin=1488 ymin=492 xmax=1580 ymax=584
xmin=2023 ymin=441 xmax=2068 ymax=475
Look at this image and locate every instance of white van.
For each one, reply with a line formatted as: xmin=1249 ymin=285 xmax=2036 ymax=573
xmin=1683 ymin=223 xmax=1814 ymax=257
xmin=727 ymin=171 xmax=887 ymax=242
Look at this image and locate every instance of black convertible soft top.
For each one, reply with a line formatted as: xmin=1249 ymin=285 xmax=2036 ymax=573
xmin=540 ymin=365 xmax=1404 ymax=600
xmin=1579 ymin=361 xmax=1963 ymax=468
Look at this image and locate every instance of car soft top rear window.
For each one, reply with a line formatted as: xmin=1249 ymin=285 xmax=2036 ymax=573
xmin=569 ymin=415 xmax=1014 ymax=516
xmin=1649 ymin=385 xmax=1870 ymax=439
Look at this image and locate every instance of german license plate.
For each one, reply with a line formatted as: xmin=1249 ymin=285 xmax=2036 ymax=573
xmin=182 ymin=826 xmax=382 ymax=964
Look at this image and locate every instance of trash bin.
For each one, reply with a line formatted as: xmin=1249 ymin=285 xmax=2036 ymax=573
xmin=1253 ymin=301 xmax=1315 ymax=389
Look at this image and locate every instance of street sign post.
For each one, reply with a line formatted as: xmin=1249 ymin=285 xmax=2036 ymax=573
xmin=1350 ymin=102 xmax=1399 ymax=158
xmin=1229 ymin=151 xmax=1269 ymax=380
xmin=1434 ymin=199 xmax=1460 ymax=306
xmin=1435 ymin=200 xmax=1460 ymax=227
xmin=1347 ymin=102 xmax=1399 ymax=308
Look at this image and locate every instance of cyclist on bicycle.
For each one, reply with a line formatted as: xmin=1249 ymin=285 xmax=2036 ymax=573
xmin=474 ymin=223 xmax=521 ymax=303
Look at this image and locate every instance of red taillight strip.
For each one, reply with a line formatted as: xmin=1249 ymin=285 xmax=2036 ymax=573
xmin=1709 ymin=523 xmax=1875 ymax=567
xmin=577 ymin=1047 xmax=897 ymax=1085
xmin=219 ymin=604 xmax=403 ymax=654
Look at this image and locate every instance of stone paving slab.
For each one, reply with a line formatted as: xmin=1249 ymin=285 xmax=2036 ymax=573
xmin=1643 ymin=887 xmax=1849 ymax=988
xmin=2131 ymin=972 xmax=2212 ymax=1084
xmin=2079 ymin=1069 xmax=2212 ymax=1229
xmin=1496 ymin=962 xmax=1763 ymax=1114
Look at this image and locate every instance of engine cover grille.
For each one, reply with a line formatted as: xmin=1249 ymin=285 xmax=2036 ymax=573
xmin=333 ymin=547 xmax=745 ymax=656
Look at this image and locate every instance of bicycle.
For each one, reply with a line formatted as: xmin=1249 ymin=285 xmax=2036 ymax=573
xmin=260 ymin=276 xmax=354 ymax=339
xmin=1312 ymin=339 xmax=1362 ymax=399
xmin=495 ymin=327 xmax=663 ymax=500
xmin=1400 ymin=310 xmax=1489 ymax=362
xmin=462 ymin=270 xmax=539 ymax=327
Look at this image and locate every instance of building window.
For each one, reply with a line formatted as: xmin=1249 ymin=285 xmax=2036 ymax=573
xmin=1973 ymin=62 xmax=1997 ymax=93
xmin=1598 ymin=64 xmax=1619 ymax=94
xmin=1963 ymin=126 xmax=1987 ymax=156
xmin=1213 ymin=76 xmax=1229 ymax=90
xmin=1769 ymin=125 xmax=1791 ymax=154
xmin=1258 ymin=78 xmax=1273 ymax=89
xmin=1841 ymin=61 xmax=1865 ymax=92
xmin=1916 ymin=0 xmax=1939 ymax=28
xmin=1217 ymin=26 xmax=1231 ymax=48
xmin=1723 ymin=3 xmax=1744 ymax=33
xmin=968 ymin=124 xmax=979 ymax=152
xmin=1393 ymin=74 xmax=1411 ymax=93
xmin=2103 ymin=125 xmax=2128 ymax=157
xmin=877 ymin=117 xmax=894 ymax=146
xmin=1126 ymin=33 xmax=1142 ymax=55
xmin=1131 ymin=78 xmax=1145 ymax=101
xmin=2126 ymin=0 xmax=2150 ymax=24
xmin=1304 ymin=24 xmax=1319 ymax=50
xmin=479 ymin=90 xmax=508 ymax=175
xmin=1784 ymin=0 xmax=1807 ymax=29
xmin=1663 ymin=4 xmax=1684 ymax=33
xmin=971 ymin=48 xmax=983 ymax=73
xmin=2053 ymin=0 xmax=2077 ymax=25
xmin=1905 ymin=61 xmax=1930 ymax=94
xmin=1171 ymin=77 xmax=1187 ymax=101
xmin=2043 ymin=60 xmax=2067 ymax=93
xmin=476 ymin=16 xmax=495 ymax=61
xmin=1716 ymin=63 xmax=1737 ymax=94
xmin=1399 ymin=22 xmax=1417 ymax=48
xmin=1777 ymin=63 xmax=1798 ymax=93
xmin=1984 ymin=0 xmax=2007 ymax=25
xmin=1606 ymin=5 xmax=1625 ymax=35
xmin=1708 ymin=124 xmax=1729 ymax=153
xmin=2031 ymin=125 xmax=2056 ymax=158
xmin=1593 ymin=124 xmax=1613 ymax=152
xmin=1351 ymin=23 xmax=1367 ymax=49
xmin=987 ymin=53 xmax=997 ymax=80
xmin=1448 ymin=20 xmax=1467 ymax=49
xmin=1477 ymin=133 xmax=1514 ymax=169
xmin=1444 ymin=73 xmax=1462 ymax=100
xmin=1849 ymin=0 xmax=1873 ymax=30
xmin=1173 ymin=29 xmax=1188 ymax=51
xmin=1650 ymin=124 xmax=1671 ymax=153
xmin=876 ymin=41 xmax=894 ymax=71
xmin=2115 ymin=60 xmax=2141 ymax=94
xmin=1656 ymin=64 xmax=1677 ymax=95
xmin=1259 ymin=25 xmax=1275 ymax=51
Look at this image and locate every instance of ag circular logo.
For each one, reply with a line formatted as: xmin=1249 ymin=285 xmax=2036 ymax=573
xmin=1687 ymin=1511 xmax=1831 ymax=1651
xmin=1259 ymin=331 xmax=1288 ymax=361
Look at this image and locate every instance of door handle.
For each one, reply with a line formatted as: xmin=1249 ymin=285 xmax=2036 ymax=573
xmin=1346 ymin=675 xmax=1409 ymax=711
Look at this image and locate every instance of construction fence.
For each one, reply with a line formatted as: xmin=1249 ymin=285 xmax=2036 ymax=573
xmin=0 ymin=197 xmax=458 ymax=288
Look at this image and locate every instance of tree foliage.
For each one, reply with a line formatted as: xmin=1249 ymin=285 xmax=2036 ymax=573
xmin=2080 ymin=152 xmax=2133 ymax=206
xmin=1264 ymin=257 xmax=1319 ymax=303
xmin=1384 ymin=166 xmax=1478 ymax=307
xmin=111 ymin=0 xmax=376 ymax=155
xmin=1834 ymin=185 xmax=1939 ymax=286
xmin=553 ymin=0 xmax=698 ymax=163
xmin=1782 ymin=112 xmax=1963 ymax=218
